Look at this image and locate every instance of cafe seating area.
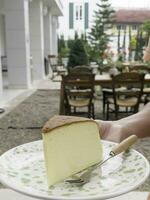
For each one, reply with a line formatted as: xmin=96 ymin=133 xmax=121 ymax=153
xmin=58 ymin=64 xmax=150 ymax=119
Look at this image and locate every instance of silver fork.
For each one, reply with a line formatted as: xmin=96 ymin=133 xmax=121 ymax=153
xmin=65 ymin=135 xmax=138 ymax=185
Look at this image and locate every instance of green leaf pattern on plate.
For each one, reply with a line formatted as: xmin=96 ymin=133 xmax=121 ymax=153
xmin=0 ymin=140 xmax=149 ymax=199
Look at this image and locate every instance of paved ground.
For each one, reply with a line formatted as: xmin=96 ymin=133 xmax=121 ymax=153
xmin=0 ymin=78 xmax=60 ymax=119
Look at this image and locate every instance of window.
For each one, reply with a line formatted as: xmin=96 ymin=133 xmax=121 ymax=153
xmin=117 ymin=25 xmax=121 ymax=30
xmin=75 ymin=5 xmax=82 ymax=20
xmin=132 ymin=25 xmax=137 ymax=30
xmin=76 ymin=5 xmax=78 ymax=20
xmin=121 ymin=25 xmax=126 ymax=30
xmin=117 ymin=25 xmax=126 ymax=30
xmin=80 ymin=5 xmax=82 ymax=20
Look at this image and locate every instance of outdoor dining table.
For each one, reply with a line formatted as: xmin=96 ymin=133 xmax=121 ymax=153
xmin=59 ymin=74 xmax=150 ymax=114
xmin=122 ymin=62 xmax=147 ymax=67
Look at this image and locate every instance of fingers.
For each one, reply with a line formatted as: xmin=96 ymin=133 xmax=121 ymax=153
xmin=147 ymin=193 xmax=150 ymax=200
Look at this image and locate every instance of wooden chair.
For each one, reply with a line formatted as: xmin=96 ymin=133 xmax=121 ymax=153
xmin=48 ymin=55 xmax=58 ymax=79
xmin=101 ymin=65 xmax=116 ymax=116
xmin=129 ymin=64 xmax=150 ymax=74
xmin=130 ymin=65 xmax=150 ymax=104
xmin=48 ymin=55 xmax=67 ymax=79
xmin=68 ymin=65 xmax=92 ymax=74
xmin=102 ymin=87 xmax=113 ymax=115
xmin=106 ymin=72 xmax=144 ymax=120
xmin=62 ymin=74 xmax=95 ymax=119
xmin=100 ymin=65 xmax=111 ymax=74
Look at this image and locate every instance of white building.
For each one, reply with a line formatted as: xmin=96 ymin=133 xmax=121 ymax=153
xmin=0 ymin=0 xmax=63 ymax=97
xmin=58 ymin=0 xmax=99 ymax=40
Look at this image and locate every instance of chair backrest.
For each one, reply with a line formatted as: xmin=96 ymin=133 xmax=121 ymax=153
xmin=112 ymin=72 xmax=144 ymax=108
xmin=68 ymin=65 xmax=92 ymax=74
xmin=129 ymin=65 xmax=150 ymax=74
xmin=62 ymin=74 xmax=95 ymax=107
xmin=48 ymin=55 xmax=58 ymax=65
xmin=100 ymin=65 xmax=111 ymax=74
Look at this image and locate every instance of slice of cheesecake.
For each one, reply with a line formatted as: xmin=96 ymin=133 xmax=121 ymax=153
xmin=42 ymin=115 xmax=102 ymax=187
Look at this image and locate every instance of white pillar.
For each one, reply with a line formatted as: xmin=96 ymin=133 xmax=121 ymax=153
xmin=43 ymin=8 xmax=52 ymax=56
xmin=4 ymin=0 xmax=31 ymax=88
xmin=0 ymin=43 xmax=3 ymax=97
xmin=49 ymin=14 xmax=53 ymax=54
xmin=0 ymin=15 xmax=4 ymax=97
xmin=29 ymin=0 xmax=45 ymax=81
xmin=0 ymin=15 xmax=6 ymax=57
xmin=52 ymin=16 xmax=58 ymax=56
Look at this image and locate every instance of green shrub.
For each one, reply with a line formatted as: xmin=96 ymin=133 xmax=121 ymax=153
xmin=68 ymin=39 xmax=89 ymax=67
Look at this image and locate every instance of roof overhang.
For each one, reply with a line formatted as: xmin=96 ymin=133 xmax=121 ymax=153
xmin=115 ymin=9 xmax=150 ymax=24
xmin=0 ymin=0 xmax=63 ymax=16
xmin=43 ymin=0 xmax=63 ymax=16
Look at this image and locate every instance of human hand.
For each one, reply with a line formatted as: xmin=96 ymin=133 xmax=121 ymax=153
xmin=95 ymin=120 xmax=131 ymax=143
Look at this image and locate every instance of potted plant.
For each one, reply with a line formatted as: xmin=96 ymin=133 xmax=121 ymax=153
xmin=59 ymin=47 xmax=69 ymax=67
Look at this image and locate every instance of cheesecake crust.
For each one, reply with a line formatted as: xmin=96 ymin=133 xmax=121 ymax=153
xmin=42 ymin=115 xmax=99 ymax=133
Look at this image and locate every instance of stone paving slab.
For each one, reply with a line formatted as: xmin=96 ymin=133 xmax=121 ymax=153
xmin=0 ymin=90 xmax=59 ymax=129
xmin=0 ymin=129 xmax=42 ymax=155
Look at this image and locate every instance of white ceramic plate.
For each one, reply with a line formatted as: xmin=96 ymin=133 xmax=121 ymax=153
xmin=0 ymin=140 xmax=149 ymax=200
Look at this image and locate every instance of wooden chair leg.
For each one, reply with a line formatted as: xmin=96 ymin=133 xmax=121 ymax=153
xmin=115 ymin=105 xmax=119 ymax=120
xmin=103 ymin=92 xmax=106 ymax=115
xmin=88 ymin=105 xmax=91 ymax=118
xmin=106 ymin=101 xmax=109 ymax=120
xmin=68 ymin=105 xmax=71 ymax=115
xmin=92 ymin=104 xmax=95 ymax=119
xmin=144 ymin=95 xmax=150 ymax=105
xmin=133 ymin=105 xmax=138 ymax=113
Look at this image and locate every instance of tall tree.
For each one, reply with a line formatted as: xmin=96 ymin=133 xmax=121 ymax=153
xmin=141 ymin=20 xmax=150 ymax=45
xmin=89 ymin=0 xmax=115 ymax=69
xmin=134 ymin=29 xmax=140 ymax=61
xmin=138 ymin=31 xmax=144 ymax=60
xmin=128 ymin=26 xmax=132 ymax=61
xmin=58 ymin=35 xmax=66 ymax=54
xmin=122 ymin=27 xmax=126 ymax=60
xmin=117 ymin=27 xmax=121 ymax=54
